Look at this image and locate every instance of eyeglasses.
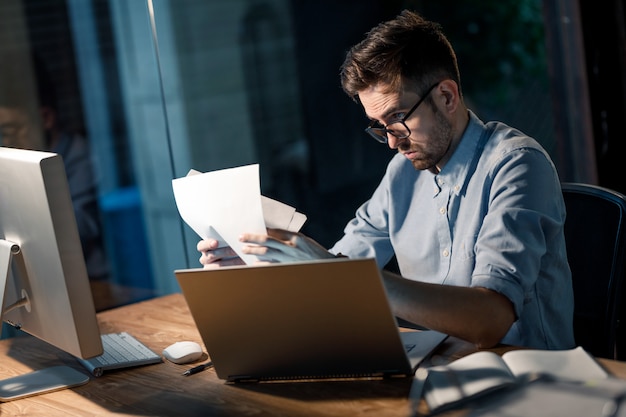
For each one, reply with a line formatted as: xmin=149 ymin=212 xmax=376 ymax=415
xmin=364 ymin=82 xmax=440 ymax=144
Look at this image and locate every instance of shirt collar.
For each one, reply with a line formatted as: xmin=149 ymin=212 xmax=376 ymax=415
xmin=434 ymin=110 xmax=486 ymax=196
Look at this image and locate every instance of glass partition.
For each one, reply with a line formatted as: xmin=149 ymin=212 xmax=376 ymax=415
xmin=1 ymin=0 xmax=577 ymax=314
xmin=0 ymin=0 xmax=167 ymax=314
xmin=148 ymin=0 xmax=558 ymax=267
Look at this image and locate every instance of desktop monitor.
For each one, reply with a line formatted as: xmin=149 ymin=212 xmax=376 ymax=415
xmin=0 ymin=146 xmax=103 ymax=399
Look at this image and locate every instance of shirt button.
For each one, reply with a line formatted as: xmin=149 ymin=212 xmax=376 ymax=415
xmin=454 ymin=185 xmax=461 ymax=192
xmin=439 ymin=207 xmax=446 ymax=215
xmin=442 ymin=249 xmax=450 ymax=257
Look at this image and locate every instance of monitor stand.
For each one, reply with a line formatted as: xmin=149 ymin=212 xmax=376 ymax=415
xmin=0 ymin=239 xmax=90 ymax=401
xmin=0 ymin=239 xmax=30 ymax=324
xmin=0 ymin=239 xmax=19 ymax=316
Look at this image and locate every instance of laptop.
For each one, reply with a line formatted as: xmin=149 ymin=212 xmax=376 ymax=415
xmin=175 ymin=257 xmax=447 ymax=382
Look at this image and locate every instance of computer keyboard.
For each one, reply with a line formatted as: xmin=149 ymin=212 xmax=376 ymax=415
xmin=76 ymin=332 xmax=162 ymax=377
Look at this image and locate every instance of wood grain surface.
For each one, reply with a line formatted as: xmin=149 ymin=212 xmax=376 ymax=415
xmin=0 ymin=293 xmax=623 ymax=416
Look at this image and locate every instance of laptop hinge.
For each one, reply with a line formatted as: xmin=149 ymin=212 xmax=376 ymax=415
xmin=227 ymin=375 xmax=259 ymax=383
xmin=380 ymin=370 xmax=410 ymax=378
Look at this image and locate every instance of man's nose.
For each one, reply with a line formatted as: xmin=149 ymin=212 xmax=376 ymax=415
xmin=387 ymin=134 xmax=406 ymax=150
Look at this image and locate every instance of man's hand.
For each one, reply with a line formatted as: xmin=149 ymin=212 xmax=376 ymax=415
xmin=197 ymin=239 xmax=244 ymax=268
xmin=239 ymin=228 xmax=337 ymax=263
xmin=197 ymin=228 xmax=337 ymax=267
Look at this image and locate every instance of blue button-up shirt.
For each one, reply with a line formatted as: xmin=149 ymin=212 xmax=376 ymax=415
xmin=331 ymin=111 xmax=574 ymax=349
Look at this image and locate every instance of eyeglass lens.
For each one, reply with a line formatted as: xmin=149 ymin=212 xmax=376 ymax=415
xmin=367 ymin=121 xmax=409 ymax=143
xmin=364 ymin=81 xmax=440 ymax=144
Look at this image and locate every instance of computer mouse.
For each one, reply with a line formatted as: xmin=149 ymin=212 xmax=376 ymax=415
xmin=162 ymin=341 xmax=203 ymax=364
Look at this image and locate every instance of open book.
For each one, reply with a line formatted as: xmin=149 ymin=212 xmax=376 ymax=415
xmin=422 ymin=346 xmax=609 ymax=413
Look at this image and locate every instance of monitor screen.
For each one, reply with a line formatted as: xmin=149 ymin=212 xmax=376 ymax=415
xmin=0 ymin=146 xmax=103 ymax=397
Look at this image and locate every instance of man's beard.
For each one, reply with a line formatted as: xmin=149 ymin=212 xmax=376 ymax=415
xmin=403 ymin=106 xmax=454 ymax=171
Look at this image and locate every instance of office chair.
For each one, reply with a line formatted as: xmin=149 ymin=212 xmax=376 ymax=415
xmin=561 ymin=182 xmax=626 ymax=360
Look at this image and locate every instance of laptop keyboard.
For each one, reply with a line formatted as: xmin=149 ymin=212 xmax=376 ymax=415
xmin=76 ymin=332 xmax=162 ymax=376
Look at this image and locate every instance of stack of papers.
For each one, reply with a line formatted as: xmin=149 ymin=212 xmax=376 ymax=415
xmin=172 ymin=164 xmax=306 ymax=265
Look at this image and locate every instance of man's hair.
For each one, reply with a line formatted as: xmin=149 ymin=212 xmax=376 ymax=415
xmin=340 ymin=10 xmax=461 ymax=100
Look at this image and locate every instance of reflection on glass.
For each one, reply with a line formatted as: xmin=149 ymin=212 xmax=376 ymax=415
xmin=0 ymin=52 xmax=110 ymax=283
xmin=0 ymin=1 xmax=156 ymax=312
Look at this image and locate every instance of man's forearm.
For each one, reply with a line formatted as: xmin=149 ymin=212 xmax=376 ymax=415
xmin=382 ymin=271 xmax=516 ymax=348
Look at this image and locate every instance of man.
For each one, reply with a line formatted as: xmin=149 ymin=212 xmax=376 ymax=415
xmin=197 ymin=10 xmax=574 ymax=349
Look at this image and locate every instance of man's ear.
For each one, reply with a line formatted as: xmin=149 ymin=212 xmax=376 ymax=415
xmin=437 ymin=79 xmax=460 ymax=112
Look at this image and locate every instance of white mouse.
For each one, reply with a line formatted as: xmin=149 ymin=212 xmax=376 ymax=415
xmin=162 ymin=341 xmax=203 ymax=364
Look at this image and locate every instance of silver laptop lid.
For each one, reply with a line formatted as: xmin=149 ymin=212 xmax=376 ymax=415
xmin=175 ymin=257 xmax=445 ymax=382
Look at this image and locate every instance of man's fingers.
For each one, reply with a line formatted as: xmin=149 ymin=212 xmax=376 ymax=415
xmin=203 ymin=256 xmax=244 ymax=269
xmin=241 ymin=243 xmax=299 ymax=262
xmin=239 ymin=233 xmax=270 ymax=244
xmin=266 ymin=228 xmax=296 ymax=241
xmin=199 ymin=245 xmax=239 ymax=267
xmin=241 ymin=229 xmax=299 ymax=246
xmin=196 ymin=239 xmax=219 ymax=252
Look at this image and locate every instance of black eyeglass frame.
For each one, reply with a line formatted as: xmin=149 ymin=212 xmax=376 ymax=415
xmin=364 ymin=82 xmax=441 ymax=144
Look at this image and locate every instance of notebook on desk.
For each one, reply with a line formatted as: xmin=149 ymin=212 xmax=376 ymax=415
xmin=175 ymin=257 xmax=447 ymax=382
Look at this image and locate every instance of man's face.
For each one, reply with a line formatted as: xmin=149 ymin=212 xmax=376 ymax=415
xmin=0 ymin=106 xmax=43 ymax=150
xmin=359 ymin=84 xmax=453 ymax=172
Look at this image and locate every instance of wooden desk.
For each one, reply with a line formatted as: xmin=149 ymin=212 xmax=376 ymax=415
xmin=1 ymin=294 xmax=625 ymax=416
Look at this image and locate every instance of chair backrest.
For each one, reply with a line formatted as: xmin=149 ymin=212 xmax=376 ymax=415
xmin=561 ymin=182 xmax=626 ymax=359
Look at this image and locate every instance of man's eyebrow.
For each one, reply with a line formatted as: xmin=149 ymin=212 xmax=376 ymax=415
xmin=365 ymin=104 xmax=402 ymax=123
